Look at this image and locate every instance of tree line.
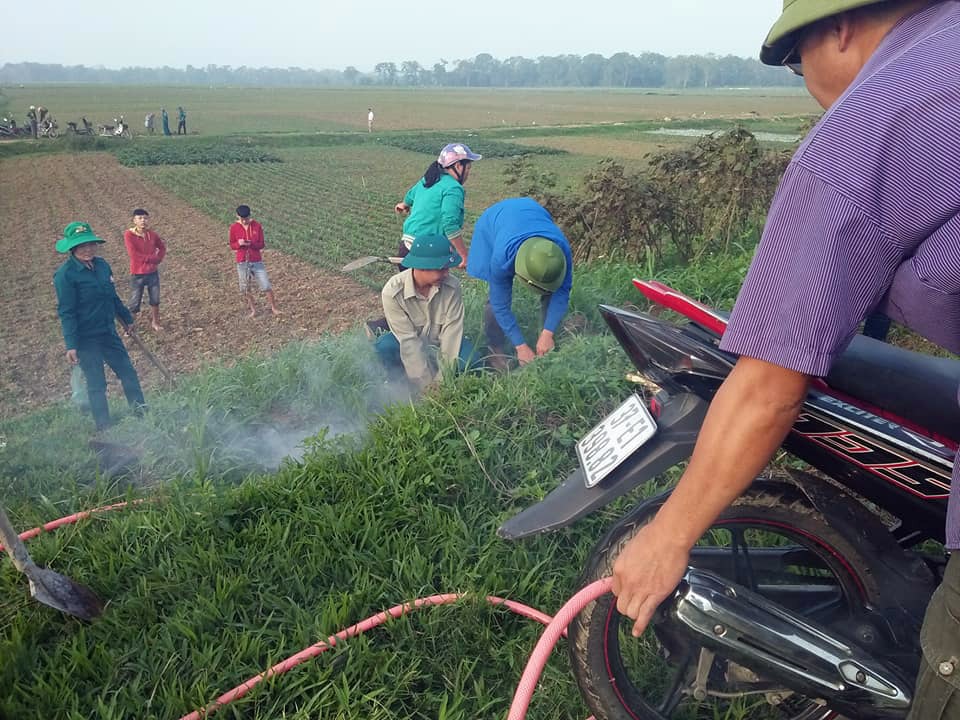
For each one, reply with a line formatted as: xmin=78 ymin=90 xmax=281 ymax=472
xmin=1 ymin=52 xmax=800 ymax=88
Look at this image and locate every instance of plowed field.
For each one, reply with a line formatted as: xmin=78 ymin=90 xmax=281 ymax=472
xmin=0 ymin=153 xmax=380 ymax=419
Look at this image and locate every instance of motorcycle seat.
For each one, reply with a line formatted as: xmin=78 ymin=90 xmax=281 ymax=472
xmin=827 ymin=335 xmax=960 ymax=442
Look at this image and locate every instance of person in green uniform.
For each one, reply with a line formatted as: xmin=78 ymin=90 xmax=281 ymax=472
xmin=53 ymin=221 xmax=145 ymax=431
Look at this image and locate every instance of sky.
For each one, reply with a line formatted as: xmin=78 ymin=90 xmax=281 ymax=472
xmin=7 ymin=0 xmax=781 ymax=71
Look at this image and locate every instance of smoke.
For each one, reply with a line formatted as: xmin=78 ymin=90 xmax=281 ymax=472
xmin=103 ymin=331 xmax=417 ymax=480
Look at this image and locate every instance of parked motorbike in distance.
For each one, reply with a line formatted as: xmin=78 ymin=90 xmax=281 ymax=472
xmin=38 ymin=117 xmax=58 ymax=138
xmin=0 ymin=117 xmax=34 ymax=138
xmin=500 ymin=279 xmax=957 ymax=720
xmin=97 ymin=115 xmax=131 ymax=138
xmin=66 ymin=118 xmax=95 ymax=136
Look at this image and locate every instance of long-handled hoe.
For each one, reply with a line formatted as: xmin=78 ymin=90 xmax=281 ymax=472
xmin=341 ymin=255 xmax=404 ymax=272
xmin=0 ymin=504 xmax=104 ymax=621
xmin=125 ymin=327 xmax=174 ymax=384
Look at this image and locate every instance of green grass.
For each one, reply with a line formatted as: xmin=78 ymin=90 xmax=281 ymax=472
xmin=136 ymin=144 xmax=599 ymax=288
xmin=115 ymin=139 xmax=283 ymax=166
xmin=0 ymin=338 xmax=634 ymax=720
xmin=0 ymin=253 xmax=752 ymax=719
xmin=0 ymin=88 xmax=787 ymax=719
xmin=1 ymin=86 xmax=820 ymax=137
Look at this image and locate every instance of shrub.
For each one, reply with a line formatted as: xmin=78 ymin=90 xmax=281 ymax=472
xmin=508 ymin=126 xmax=790 ymax=264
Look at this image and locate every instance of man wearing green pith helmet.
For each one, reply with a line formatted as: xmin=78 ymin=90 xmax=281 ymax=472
xmin=467 ymin=197 xmax=573 ymax=370
xmin=53 ymin=221 xmax=146 ymax=432
xmin=376 ymin=234 xmax=476 ymax=390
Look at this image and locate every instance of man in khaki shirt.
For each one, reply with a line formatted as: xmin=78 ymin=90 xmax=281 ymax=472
xmin=375 ymin=234 xmax=473 ymax=389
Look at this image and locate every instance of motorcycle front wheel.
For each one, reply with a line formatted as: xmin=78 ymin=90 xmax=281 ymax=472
xmin=569 ymin=483 xmax=890 ymax=720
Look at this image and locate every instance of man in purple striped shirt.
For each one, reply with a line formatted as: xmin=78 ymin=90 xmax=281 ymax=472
xmin=611 ymin=1 xmax=960 ymax=716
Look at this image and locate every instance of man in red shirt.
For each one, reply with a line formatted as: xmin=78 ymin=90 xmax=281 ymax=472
xmin=123 ymin=208 xmax=167 ymax=331
xmin=228 ymin=204 xmax=281 ymax=317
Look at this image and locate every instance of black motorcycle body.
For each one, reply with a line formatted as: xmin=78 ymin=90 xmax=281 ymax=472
xmin=0 ymin=117 xmax=32 ymax=138
xmin=67 ymin=118 xmax=95 ymax=136
xmin=500 ymin=279 xmax=958 ymax=719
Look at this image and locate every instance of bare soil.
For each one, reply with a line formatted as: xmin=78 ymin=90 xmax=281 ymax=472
xmin=0 ymin=153 xmax=381 ymax=419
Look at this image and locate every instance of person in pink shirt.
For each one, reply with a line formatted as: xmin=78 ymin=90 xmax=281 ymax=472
xmin=122 ymin=208 xmax=167 ymax=331
xmin=228 ymin=204 xmax=281 ymax=317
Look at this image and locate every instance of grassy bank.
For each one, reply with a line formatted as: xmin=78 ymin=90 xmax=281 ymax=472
xmin=0 ymin=255 xmax=751 ymax=719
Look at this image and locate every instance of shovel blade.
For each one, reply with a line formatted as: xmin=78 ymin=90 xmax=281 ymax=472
xmin=27 ymin=566 xmax=104 ymax=621
xmin=341 ymin=256 xmax=381 ymax=272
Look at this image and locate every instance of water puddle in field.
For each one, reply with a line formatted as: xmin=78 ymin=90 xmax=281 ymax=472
xmin=645 ymin=127 xmax=800 ymax=143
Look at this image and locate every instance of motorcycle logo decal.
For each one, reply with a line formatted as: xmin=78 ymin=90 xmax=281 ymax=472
xmin=794 ymin=411 xmax=951 ymax=499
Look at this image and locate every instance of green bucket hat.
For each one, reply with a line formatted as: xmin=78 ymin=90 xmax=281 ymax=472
xmin=404 ymin=234 xmax=461 ymax=270
xmin=760 ymin=0 xmax=889 ymax=65
xmin=515 ymin=237 xmax=567 ymax=295
xmin=56 ymin=221 xmax=105 ymax=253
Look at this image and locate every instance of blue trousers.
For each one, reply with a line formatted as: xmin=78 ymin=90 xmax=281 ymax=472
xmin=77 ymin=332 xmax=145 ymax=430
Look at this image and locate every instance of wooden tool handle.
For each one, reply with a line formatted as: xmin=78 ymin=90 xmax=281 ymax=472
xmin=0 ymin=506 xmax=34 ymax=573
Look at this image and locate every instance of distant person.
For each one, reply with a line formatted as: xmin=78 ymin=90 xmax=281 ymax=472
xmin=367 ymin=107 xmax=374 ymax=133
xmin=54 ymin=221 xmax=146 ymax=432
xmin=393 ymin=142 xmax=481 ymax=269
xmin=37 ymin=105 xmax=48 ymax=124
xmin=467 ymin=197 xmax=573 ymax=370
xmin=26 ymin=105 xmax=37 ymax=139
xmin=375 ymin=234 xmax=474 ymax=390
xmin=144 ymin=112 xmax=155 ymax=135
xmin=161 ymin=107 xmax=171 ymax=136
xmin=229 ymin=204 xmax=281 ymax=317
xmin=123 ymin=208 xmax=167 ymax=332
xmin=177 ymin=106 xmax=186 ymax=135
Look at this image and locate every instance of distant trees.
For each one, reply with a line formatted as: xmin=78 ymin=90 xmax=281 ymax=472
xmin=0 ymin=53 xmax=802 ymax=88
xmin=373 ymin=62 xmax=398 ymax=85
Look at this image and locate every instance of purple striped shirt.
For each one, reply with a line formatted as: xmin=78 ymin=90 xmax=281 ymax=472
xmin=719 ymin=1 xmax=960 ymax=546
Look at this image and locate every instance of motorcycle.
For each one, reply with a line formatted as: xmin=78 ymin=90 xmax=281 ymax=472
xmin=38 ymin=117 xmax=58 ymax=138
xmin=98 ymin=115 xmax=131 ymax=138
xmin=500 ymin=279 xmax=957 ymax=719
xmin=0 ymin=117 xmax=33 ymax=138
xmin=66 ymin=117 xmax=95 ymax=136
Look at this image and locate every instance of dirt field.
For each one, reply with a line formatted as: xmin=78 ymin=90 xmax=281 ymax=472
xmin=0 ymin=153 xmax=380 ymax=419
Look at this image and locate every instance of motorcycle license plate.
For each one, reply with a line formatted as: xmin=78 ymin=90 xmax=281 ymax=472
xmin=577 ymin=394 xmax=657 ymax=489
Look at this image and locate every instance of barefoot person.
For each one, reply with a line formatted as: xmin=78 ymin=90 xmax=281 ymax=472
xmin=123 ymin=208 xmax=167 ymax=331
xmin=54 ymin=221 xmax=146 ymax=432
xmin=229 ymin=204 xmax=280 ymax=317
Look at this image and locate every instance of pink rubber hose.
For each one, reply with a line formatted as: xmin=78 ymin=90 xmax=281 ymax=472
xmin=506 ymin=577 xmax=613 ymax=719
xmin=6 ymin=502 xmax=614 ymax=720
xmin=0 ymin=500 xmax=143 ymax=552
xmin=179 ymin=579 xmax=613 ymax=720
xmin=177 ymin=591 xmax=563 ymax=719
